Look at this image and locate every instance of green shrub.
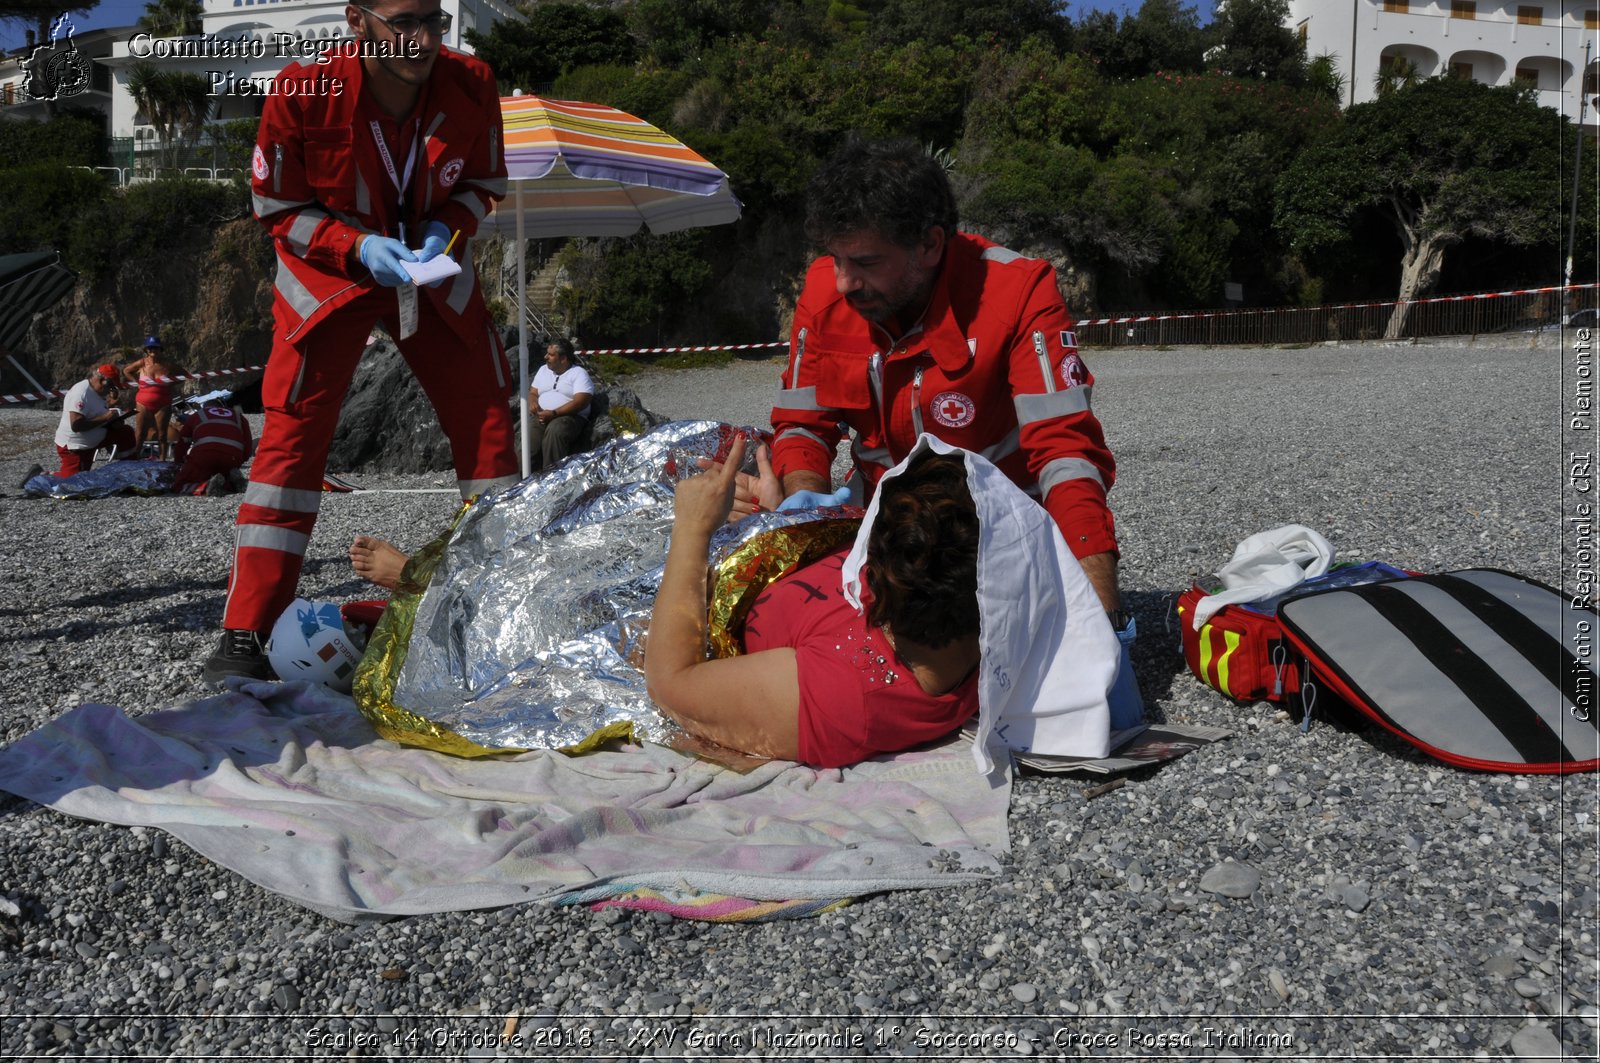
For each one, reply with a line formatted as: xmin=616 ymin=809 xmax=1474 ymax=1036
xmin=0 ymin=161 xmax=113 ymax=259
xmin=0 ymin=111 xmax=106 ymax=168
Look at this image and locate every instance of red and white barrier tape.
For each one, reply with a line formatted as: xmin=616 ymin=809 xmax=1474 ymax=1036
xmin=575 ymin=341 xmax=788 ymax=357
xmin=8 ymin=279 xmax=1593 ymax=402
xmin=1 ymin=364 xmax=265 ymax=405
xmin=1078 ymin=282 xmax=1600 ymax=327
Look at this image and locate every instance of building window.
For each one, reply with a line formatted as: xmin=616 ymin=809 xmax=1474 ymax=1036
xmin=1451 ymin=61 xmax=1474 ymax=79
xmin=1514 ymin=65 xmax=1540 ymax=86
xmin=1297 ymin=21 xmax=1308 ymax=44
xmin=1588 ymin=10 xmax=1600 ymax=29
xmin=1451 ymin=1 xmax=1476 ymax=19
xmin=1517 ymin=5 xmax=1542 ymax=23
xmin=1382 ymin=0 xmax=1409 ymax=11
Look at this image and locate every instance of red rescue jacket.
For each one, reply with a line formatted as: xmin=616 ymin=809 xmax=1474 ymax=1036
xmin=770 ymin=232 xmax=1118 ymax=559
xmin=175 ymin=404 xmax=253 ymax=463
xmin=250 ymin=45 xmax=506 ymax=344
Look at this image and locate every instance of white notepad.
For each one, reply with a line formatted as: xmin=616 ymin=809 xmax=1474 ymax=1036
xmin=401 ymin=256 xmax=462 ymax=287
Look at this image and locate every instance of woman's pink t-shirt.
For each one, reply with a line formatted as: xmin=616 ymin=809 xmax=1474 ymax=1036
xmin=741 ymin=548 xmax=978 ymax=768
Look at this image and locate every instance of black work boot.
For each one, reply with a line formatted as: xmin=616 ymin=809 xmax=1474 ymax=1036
xmin=202 ymin=629 xmax=273 ymax=688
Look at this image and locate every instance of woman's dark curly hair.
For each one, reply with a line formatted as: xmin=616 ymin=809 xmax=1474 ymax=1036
xmin=863 ymin=452 xmax=980 ymax=648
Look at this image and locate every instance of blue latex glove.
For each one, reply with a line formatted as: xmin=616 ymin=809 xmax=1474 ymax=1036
xmin=776 ymin=485 xmax=852 ymax=512
xmin=358 ymin=236 xmax=417 ymax=288
xmin=416 ymin=220 xmax=451 ymax=263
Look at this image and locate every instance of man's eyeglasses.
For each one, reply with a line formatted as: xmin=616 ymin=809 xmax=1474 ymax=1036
xmin=357 ymin=6 xmax=452 ymax=37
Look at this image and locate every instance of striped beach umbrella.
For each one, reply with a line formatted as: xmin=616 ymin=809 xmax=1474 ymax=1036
xmin=0 ymin=251 xmax=77 ymax=352
xmin=485 ymin=95 xmax=742 ymax=238
xmin=486 ymin=94 xmax=742 ymax=475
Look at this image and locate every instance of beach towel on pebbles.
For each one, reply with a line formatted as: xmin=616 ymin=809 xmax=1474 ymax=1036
xmin=0 ymin=681 xmax=1010 ymax=923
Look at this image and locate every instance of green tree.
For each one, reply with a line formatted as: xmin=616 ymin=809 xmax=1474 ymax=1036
xmin=137 ymin=0 xmax=202 ymax=37
xmin=1071 ymin=0 xmax=1207 ymax=81
xmin=126 ymin=62 xmax=213 ymax=169
xmin=1207 ymin=0 xmax=1305 ymax=84
xmin=1277 ymin=77 xmax=1571 ymax=338
xmin=960 ymin=39 xmax=1337 ymax=307
xmin=867 ymin=0 xmax=1068 ymax=49
xmin=464 ymin=1 xmax=635 ymax=95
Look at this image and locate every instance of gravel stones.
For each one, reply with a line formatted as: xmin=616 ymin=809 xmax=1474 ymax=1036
xmin=0 ymin=340 xmax=1594 ymax=1058
xmin=1199 ymin=861 xmax=1261 ymax=899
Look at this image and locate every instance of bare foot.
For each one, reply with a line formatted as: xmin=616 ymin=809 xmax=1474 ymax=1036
xmin=349 ymin=535 xmax=409 ymax=591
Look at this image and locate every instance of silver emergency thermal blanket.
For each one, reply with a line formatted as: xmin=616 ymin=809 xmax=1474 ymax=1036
xmin=355 ymin=420 xmax=849 ymax=754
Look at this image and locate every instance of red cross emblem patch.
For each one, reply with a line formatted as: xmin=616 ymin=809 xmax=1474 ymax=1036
xmin=931 ymin=391 xmax=977 ymax=429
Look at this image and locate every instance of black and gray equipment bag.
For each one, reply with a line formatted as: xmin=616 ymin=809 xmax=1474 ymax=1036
xmin=1276 ymin=569 xmax=1600 ymax=774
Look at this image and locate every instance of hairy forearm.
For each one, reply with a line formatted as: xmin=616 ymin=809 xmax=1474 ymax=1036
xmin=1076 ymin=551 xmax=1121 ymax=615
xmin=779 ymin=470 xmax=829 ymax=497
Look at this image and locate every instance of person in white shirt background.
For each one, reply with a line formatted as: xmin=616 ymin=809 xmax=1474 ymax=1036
xmin=527 ymin=336 xmax=594 ymax=470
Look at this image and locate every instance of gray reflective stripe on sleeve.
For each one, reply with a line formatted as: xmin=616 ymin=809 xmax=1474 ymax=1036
xmin=243 ymin=481 xmax=323 ymax=513
xmin=978 ymin=427 xmax=1021 ymax=466
xmin=1015 ymin=385 xmax=1092 ymax=425
xmin=446 ymin=243 xmax=476 ymax=315
xmin=452 ymin=189 xmax=491 ymax=221
xmin=775 ymin=426 xmax=831 ymax=451
xmin=489 ymin=125 xmax=499 ymax=170
xmin=851 ymin=440 xmax=892 ymax=467
xmin=285 ymin=213 xmax=322 ymax=257
xmin=459 ymin=474 xmax=519 ymax=499
xmin=1039 ymin=456 xmax=1105 ymax=494
xmin=273 ymin=259 xmax=320 ymax=323
xmin=253 ymin=192 xmax=316 ymax=217
xmin=463 ymin=175 xmax=506 ymax=198
xmin=775 ymin=385 xmax=823 ymax=411
xmin=485 ymin=321 xmax=506 ymax=388
xmin=355 ymin=169 xmax=370 ymax=214
xmin=235 ymin=524 xmax=311 ymax=556
xmin=981 ymin=244 xmax=1025 ymax=264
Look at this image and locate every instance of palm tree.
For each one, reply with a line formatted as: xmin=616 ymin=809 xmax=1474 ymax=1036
xmin=1374 ymin=58 xmax=1421 ymax=97
xmin=1306 ymin=52 xmax=1346 ymax=105
xmin=127 ymin=61 xmax=214 ymax=170
xmin=137 ymin=0 xmax=202 ymax=38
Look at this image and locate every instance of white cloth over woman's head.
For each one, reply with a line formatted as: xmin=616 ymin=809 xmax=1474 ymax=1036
xmin=839 ymin=435 xmax=1121 ymax=776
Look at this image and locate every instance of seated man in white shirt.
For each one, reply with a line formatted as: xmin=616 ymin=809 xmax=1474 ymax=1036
xmin=528 ymin=337 xmax=594 ymax=470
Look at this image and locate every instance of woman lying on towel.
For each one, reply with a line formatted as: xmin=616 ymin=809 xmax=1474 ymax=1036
xmin=348 ymin=425 xmax=1121 ymax=771
xmin=646 ymin=435 xmax=980 ymax=768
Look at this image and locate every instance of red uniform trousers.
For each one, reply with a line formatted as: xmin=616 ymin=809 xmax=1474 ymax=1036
xmin=55 ymin=423 xmax=136 ymax=477
xmin=173 ymin=444 xmax=244 ymax=494
xmin=223 ymin=292 xmax=517 ymax=633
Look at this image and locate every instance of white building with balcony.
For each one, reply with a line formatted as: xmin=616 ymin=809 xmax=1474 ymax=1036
xmin=1287 ymin=0 xmax=1600 ymax=121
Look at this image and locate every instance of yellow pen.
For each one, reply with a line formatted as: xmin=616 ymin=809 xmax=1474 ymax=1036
xmin=443 ymin=230 xmax=460 ymax=257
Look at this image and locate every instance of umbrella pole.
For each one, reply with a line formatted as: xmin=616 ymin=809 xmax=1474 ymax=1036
xmin=516 ymin=184 xmax=531 ymax=479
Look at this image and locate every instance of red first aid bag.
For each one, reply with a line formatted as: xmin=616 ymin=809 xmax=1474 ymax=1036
xmin=1177 ymin=562 xmax=1411 ymax=704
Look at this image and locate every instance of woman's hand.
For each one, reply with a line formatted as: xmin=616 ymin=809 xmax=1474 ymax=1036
xmin=674 ymin=434 xmax=745 ymax=537
xmin=697 ymin=438 xmax=783 ymax=521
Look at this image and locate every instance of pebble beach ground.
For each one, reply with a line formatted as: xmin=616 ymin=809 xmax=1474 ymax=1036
xmin=0 ymin=337 xmax=1595 ymax=1059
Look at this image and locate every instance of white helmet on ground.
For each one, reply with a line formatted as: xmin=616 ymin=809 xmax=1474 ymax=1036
xmin=268 ymin=598 xmax=363 ymax=693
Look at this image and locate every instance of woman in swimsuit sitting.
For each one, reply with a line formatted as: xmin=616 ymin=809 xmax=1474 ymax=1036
xmin=645 ymin=436 xmax=980 ymax=766
xmin=123 ymin=336 xmax=180 ymax=461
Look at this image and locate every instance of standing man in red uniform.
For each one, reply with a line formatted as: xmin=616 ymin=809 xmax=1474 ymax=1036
xmin=204 ymin=0 xmax=519 ymax=684
xmin=766 ymin=138 xmax=1125 ymax=623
